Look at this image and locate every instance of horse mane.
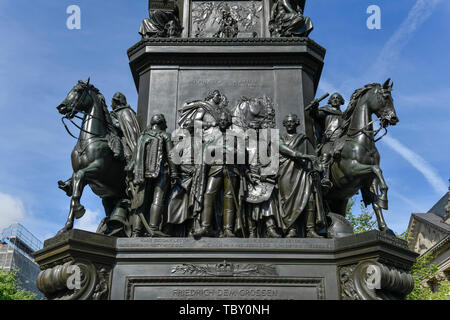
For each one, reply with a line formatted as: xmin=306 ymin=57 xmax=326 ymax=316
xmin=341 ymin=83 xmax=380 ymax=134
xmin=81 ymin=82 xmax=116 ymax=135
xmin=86 ymin=82 xmax=124 ymax=160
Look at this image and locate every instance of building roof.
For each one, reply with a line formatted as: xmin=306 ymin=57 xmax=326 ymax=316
xmin=412 ymin=212 xmax=450 ymax=235
xmin=428 ymin=192 xmax=449 ymax=218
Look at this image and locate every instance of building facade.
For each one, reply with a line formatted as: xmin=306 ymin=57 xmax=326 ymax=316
xmin=0 ymin=223 xmax=44 ymax=299
xmin=407 ymin=188 xmax=450 ymax=290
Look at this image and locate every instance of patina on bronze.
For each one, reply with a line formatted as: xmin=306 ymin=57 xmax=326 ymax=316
xmin=56 ymin=79 xmax=129 ymax=236
xmin=39 ymin=1 xmax=420 ymax=301
xmin=318 ymin=80 xmax=399 ymax=237
xmin=278 ymin=114 xmax=325 ymax=238
xmin=128 ymin=114 xmax=178 ymax=237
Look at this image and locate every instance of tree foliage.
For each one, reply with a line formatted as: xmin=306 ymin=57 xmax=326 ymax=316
xmin=0 ymin=268 xmax=36 ymax=300
xmin=406 ymin=253 xmax=450 ymax=300
xmin=345 ymin=197 xmax=377 ymax=233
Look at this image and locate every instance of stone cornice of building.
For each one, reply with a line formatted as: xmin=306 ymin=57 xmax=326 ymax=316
xmin=127 ymin=37 xmax=327 ymax=59
xmin=412 ymin=213 xmax=450 ymax=235
xmin=407 ymin=213 xmax=449 ymax=251
xmin=422 ymin=235 xmax=450 ymax=258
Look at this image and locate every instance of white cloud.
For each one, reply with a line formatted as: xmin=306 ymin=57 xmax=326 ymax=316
xmin=382 ymin=135 xmax=447 ymax=195
xmin=390 ymin=190 xmax=426 ymax=213
xmin=318 ymin=0 xmax=447 ymax=198
xmin=0 ymin=192 xmax=26 ymax=231
xmin=74 ymin=208 xmax=103 ymax=233
xmin=370 ymin=0 xmax=443 ymax=80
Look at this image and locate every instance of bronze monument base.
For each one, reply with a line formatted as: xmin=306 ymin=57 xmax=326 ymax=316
xmin=34 ymin=229 xmax=417 ymax=300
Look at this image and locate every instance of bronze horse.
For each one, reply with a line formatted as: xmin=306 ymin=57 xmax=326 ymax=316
xmin=56 ymin=79 xmax=128 ymax=235
xmin=325 ymin=79 xmax=399 ymax=235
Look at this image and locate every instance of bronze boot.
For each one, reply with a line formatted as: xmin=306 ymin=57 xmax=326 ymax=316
xmin=148 ymin=204 xmax=170 ymax=237
xmin=194 ymin=195 xmax=215 ymax=237
xmin=305 ymin=205 xmax=324 ymax=239
xmin=222 ymin=198 xmax=236 ymax=238
xmin=130 ymin=213 xmax=143 ymax=238
xmin=286 ymin=227 xmax=298 ymax=238
xmin=320 ymin=154 xmax=333 ymax=191
xmin=248 ymin=218 xmax=257 ymax=238
xmin=265 ymin=217 xmax=282 ymax=238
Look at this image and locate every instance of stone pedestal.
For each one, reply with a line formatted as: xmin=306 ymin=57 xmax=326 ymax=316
xmin=127 ymin=38 xmax=325 ymax=146
xmin=34 ymin=230 xmax=417 ymax=300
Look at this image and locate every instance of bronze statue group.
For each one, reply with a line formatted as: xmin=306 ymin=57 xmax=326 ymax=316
xmin=55 ymin=0 xmax=399 ymax=238
xmin=71 ymin=89 xmax=349 ymax=239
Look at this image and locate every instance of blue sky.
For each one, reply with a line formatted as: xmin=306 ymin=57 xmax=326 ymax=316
xmin=0 ymin=0 xmax=448 ymax=241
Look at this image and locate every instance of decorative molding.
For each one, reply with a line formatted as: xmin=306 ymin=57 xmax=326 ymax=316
xmin=171 ymin=260 xmax=278 ymax=277
xmin=127 ymin=37 xmax=326 ymax=57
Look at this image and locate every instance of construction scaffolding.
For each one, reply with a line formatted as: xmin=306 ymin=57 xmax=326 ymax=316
xmin=0 ymin=223 xmax=44 ymax=298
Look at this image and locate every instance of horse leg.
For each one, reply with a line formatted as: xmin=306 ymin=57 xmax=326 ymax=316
xmin=57 ymin=170 xmax=87 ymax=234
xmin=345 ymin=162 xmax=388 ymax=208
xmin=371 ymin=165 xmax=389 ymax=210
xmin=370 ymin=181 xmax=395 ymax=236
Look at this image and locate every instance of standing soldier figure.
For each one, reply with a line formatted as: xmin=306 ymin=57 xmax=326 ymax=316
xmin=129 ymin=114 xmax=178 ymax=237
xmin=245 ymin=120 xmax=282 ymax=238
xmin=194 ymin=112 xmax=242 ymax=238
xmin=310 ymin=92 xmax=345 ymax=190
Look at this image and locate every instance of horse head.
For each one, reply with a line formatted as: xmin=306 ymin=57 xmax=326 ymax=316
xmin=57 ymin=78 xmax=94 ymax=119
xmin=366 ymin=78 xmax=399 ymax=127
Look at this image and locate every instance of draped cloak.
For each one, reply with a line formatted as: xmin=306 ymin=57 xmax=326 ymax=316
xmin=111 ymin=106 xmax=141 ymax=162
xmin=277 ymin=133 xmax=314 ymax=231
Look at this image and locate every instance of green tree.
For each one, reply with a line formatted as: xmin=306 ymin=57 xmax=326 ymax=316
xmin=346 ymin=197 xmax=377 ymax=233
xmin=406 ymin=253 xmax=450 ymax=300
xmin=0 ymin=268 xmax=36 ymax=300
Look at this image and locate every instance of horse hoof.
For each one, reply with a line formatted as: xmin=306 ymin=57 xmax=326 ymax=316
xmin=73 ymin=205 xmax=86 ymax=219
xmin=381 ymin=228 xmax=396 ymax=237
xmin=56 ymin=223 xmax=73 ymax=235
xmin=377 ymin=199 xmax=388 ymax=210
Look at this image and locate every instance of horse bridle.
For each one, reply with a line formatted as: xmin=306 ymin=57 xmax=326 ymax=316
xmin=61 ymin=80 xmax=114 ymax=140
xmin=346 ymin=87 xmax=390 ymax=143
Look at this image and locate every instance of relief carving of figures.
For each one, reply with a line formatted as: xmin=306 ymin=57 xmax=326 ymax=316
xmin=213 ymin=7 xmax=239 ymax=38
xmin=178 ymin=89 xmax=229 ymax=133
xmin=269 ymin=0 xmax=314 ymax=37
xmin=139 ymin=0 xmax=183 ymax=39
xmin=192 ymin=1 xmax=263 ymax=38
